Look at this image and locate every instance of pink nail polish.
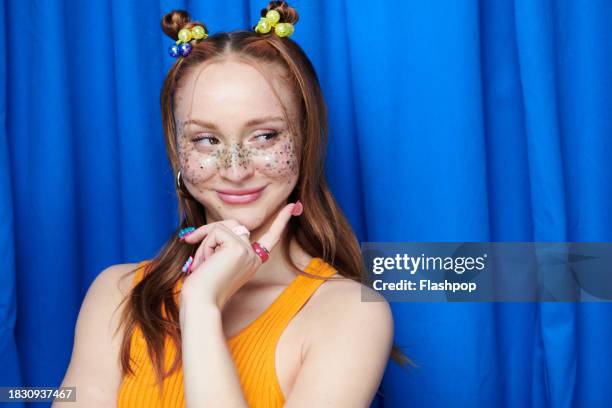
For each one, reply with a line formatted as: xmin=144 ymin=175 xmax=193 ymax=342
xmin=291 ymin=200 xmax=303 ymax=216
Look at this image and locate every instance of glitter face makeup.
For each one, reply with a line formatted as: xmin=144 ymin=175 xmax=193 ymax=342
xmin=173 ymin=59 xmax=300 ymax=231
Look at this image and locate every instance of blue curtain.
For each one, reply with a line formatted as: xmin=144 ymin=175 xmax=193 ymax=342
xmin=1 ymin=1 xmax=611 ymax=407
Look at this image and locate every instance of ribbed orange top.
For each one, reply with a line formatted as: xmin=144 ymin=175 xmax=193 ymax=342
xmin=117 ymin=257 xmax=337 ymax=407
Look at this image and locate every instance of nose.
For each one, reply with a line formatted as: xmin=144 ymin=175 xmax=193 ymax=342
xmin=217 ymin=143 xmax=254 ymax=182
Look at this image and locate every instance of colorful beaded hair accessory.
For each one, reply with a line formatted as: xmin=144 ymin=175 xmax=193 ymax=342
xmin=254 ymin=9 xmax=295 ymax=37
xmin=167 ymin=8 xmax=295 ymax=58
xmin=168 ymin=25 xmax=208 ymax=58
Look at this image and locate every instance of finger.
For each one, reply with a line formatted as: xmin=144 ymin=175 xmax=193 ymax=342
xmin=229 ymin=224 xmax=252 ymax=245
xmin=190 ymin=227 xmax=225 ymax=272
xmin=258 ymin=202 xmax=300 ymax=251
xmin=209 ymin=222 xmax=252 ymax=247
xmin=202 ymin=229 xmax=220 ymax=260
xmin=191 ymin=225 xmax=228 ymax=271
xmin=182 ymin=219 xmax=241 ymax=243
xmin=201 ymin=224 xmax=247 ymax=261
xmin=190 ymin=223 xmax=251 ymax=272
xmin=191 ymin=238 xmax=206 ymax=272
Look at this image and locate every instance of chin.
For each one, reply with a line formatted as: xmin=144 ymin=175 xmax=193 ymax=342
xmin=215 ymin=204 xmax=268 ymax=230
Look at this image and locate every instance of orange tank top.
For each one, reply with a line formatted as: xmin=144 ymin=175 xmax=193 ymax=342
xmin=117 ymin=256 xmax=337 ymax=407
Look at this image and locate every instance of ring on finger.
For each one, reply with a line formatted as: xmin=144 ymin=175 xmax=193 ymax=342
xmin=251 ymin=241 xmax=270 ymax=263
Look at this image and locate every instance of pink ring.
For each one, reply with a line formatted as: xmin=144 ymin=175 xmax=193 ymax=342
xmin=251 ymin=242 xmax=270 ymax=263
xmin=232 ymin=225 xmax=251 ymax=237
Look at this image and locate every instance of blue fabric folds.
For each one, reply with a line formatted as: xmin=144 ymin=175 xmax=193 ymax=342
xmin=1 ymin=1 xmax=611 ymax=407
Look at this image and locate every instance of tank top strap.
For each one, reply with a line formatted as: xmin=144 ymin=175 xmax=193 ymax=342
xmin=227 ymin=257 xmax=337 ymax=348
xmin=264 ymin=257 xmax=337 ymax=338
xmin=132 ymin=257 xmax=336 ymax=338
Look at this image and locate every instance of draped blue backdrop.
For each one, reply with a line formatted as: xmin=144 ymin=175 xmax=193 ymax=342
xmin=1 ymin=0 xmax=611 ymax=407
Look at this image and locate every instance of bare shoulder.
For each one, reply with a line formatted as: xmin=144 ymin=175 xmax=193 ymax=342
xmin=78 ymin=262 xmax=142 ymax=313
xmin=283 ymin=271 xmax=394 ymax=406
xmin=98 ymin=262 xmax=142 ymax=298
xmin=309 ymin=273 xmax=394 ymax=340
xmin=53 ymin=262 xmax=141 ymax=407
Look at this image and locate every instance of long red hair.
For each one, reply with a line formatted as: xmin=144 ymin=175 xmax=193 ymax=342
xmin=115 ymin=1 xmax=411 ymax=389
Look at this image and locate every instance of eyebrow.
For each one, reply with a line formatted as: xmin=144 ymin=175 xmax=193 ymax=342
xmin=183 ymin=116 xmax=286 ymax=130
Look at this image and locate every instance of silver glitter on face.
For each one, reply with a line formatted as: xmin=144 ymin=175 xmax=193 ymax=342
xmin=176 ymin=117 xmax=217 ymax=186
xmin=170 ymin=60 xmax=301 ymax=228
xmin=177 ymin=122 xmax=299 ymax=181
xmin=252 ymin=132 xmax=299 ymax=177
xmin=214 ymin=142 xmax=253 ymax=170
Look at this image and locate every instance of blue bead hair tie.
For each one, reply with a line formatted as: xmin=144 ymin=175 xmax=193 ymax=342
xmin=168 ymin=25 xmax=207 ymax=58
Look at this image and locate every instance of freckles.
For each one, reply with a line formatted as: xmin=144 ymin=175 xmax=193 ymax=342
xmin=211 ymin=149 xmax=226 ymax=171
xmin=216 ymin=143 xmax=254 ymax=170
xmin=178 ymin=142 xmax=217 ymax=185
xmin=195 ymin=156 xmax=217 ymax=180
xmin=237 ymin=144 xmax=254 ymax=168
xmin=184 ymin=156 xmax=216 ymax=184
xmin=253 ymin=134 xmax=299 ymax=178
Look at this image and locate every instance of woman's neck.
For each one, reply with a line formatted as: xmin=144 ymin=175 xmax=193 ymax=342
xmin=204 ymin=206 xmax=310 ymax=287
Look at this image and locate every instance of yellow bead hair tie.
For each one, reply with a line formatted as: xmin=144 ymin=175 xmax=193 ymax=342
xmin=168 ymin=25 xmax=208 ymax=58
xmin=255 ymin=10 xmax=295 ymax=37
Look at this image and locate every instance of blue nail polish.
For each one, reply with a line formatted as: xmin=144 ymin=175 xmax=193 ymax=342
xmin=178 ymin=227 xmax=196 ymax=239
xmin=182 ymin=256 xmax=193 ymax=273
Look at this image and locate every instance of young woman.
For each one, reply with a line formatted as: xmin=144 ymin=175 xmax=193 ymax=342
xmin=57 ymin=2 xmax=406 ymax=406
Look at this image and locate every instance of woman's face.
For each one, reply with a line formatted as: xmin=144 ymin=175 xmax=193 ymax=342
xmin=173 ymin=59 xmax=300 ymax=231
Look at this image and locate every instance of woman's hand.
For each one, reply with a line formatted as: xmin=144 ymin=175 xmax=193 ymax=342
xmin=179 ymin=201 xmax=302 ymax=311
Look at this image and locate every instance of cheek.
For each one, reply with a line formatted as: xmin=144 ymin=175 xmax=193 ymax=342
xmin=252 ymin=134 xmax=299 ymax=179
xmin=178 ymin=141 xmax=217 ymax=185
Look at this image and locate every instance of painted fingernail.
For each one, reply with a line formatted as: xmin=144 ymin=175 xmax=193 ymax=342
xmin=182 ymin=231 xmax=196 ymax=241
xmin=178 ymin=227 xmax=196 ymax=240
xmin=187 ymin=260 xmax=194 ymax=274
xmin=291 ymin=200 xmax=303 ymax=216
xmin=181 ymin=256 xmax=194 ymax=273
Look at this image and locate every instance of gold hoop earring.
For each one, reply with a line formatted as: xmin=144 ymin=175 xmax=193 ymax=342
xmin=176 ymin=170 xmax=182 ymax=190
xmin=176 ymin=170 xmax=189 ymax=196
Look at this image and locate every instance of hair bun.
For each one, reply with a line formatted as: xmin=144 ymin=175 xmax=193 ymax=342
xmin=162 ymin=10 xmax=205 ymax=40
xmin=261 ymin=1 xmax=299 ymax=25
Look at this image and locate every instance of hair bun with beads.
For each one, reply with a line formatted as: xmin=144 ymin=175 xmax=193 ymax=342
xmin=161 ymin=10 xmax=209 ymax=58
xmin=254 ymin=1 xmax=299 ymax=37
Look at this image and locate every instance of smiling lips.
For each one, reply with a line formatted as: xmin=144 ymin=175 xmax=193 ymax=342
xmin=216 ymin=186 xmax=266 ymax=204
